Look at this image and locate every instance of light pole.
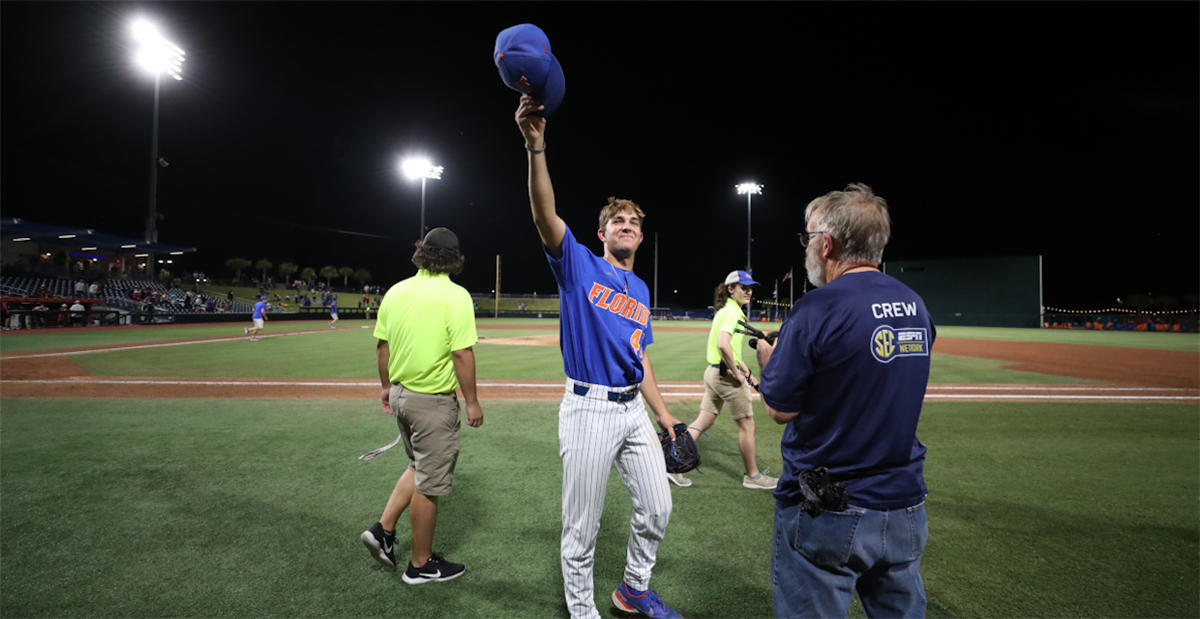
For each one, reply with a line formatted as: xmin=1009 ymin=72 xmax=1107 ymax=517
xmin=401 ymin=158 xmax=444 ymax=240
xmin=132 ymin=19 xmax=185 ymax=280
xmin=737 ymin=182 xmax=762 ymax=273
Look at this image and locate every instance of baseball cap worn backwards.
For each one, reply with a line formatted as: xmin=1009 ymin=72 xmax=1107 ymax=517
xmin=725 ymin=270 xmax=759 ymax=286
xmin=494 ymin=24 xmax=565 ymax=116
xmin=423 ymin=227 xmax=460 ymax=251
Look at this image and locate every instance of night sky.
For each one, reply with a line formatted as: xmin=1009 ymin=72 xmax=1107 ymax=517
xmin=3 ymin=2 xmax=1197 ymax=310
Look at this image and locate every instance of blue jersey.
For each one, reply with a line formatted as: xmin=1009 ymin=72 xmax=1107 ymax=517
xmin=760 ymin=271 xmax=934 ymax=510
xmin=330 ymin=302 xmax=338 ymax=314
xmin=252 ymin=302 xmax=266 ymax=320
xmin=546 ymin=225 xmax=653 ymax=387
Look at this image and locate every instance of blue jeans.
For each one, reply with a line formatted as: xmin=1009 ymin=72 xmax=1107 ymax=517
xmin=771 ymin=499 xmax=928 ymax=619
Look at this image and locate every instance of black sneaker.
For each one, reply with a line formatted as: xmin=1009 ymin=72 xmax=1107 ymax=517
xmin=402 ymin=553 xmax=465 ymax=585
xmin=360 ymin=522 xmax=396 ymax=568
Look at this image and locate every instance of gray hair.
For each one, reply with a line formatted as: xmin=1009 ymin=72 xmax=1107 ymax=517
xmin=804 ymin=183 xmax=891 ymax=265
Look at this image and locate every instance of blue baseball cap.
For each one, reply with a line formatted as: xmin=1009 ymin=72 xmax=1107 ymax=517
xmin=725 ymin=270 xmax=759 ymax=286
xmin=260 ymin=296 xmax=268 ymax=300
xmin=494 ymin=24 xmax=565 ymax=116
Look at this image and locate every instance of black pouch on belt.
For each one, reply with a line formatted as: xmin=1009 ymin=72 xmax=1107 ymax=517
xmin=718 ymin=360 xmax=729 ymax=377
xmin=797 ymin=467 xmax=850 ymax=517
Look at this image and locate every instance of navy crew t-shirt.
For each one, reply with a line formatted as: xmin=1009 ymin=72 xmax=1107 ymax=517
xmin=760 ymin=270 xmax=934 ymax=510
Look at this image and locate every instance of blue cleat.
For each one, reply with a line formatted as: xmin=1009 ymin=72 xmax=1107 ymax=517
xmin=612 ymin=582 xmax=683 ymax=619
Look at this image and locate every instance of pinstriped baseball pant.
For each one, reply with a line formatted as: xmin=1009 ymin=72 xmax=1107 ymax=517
xmin=558 ymin=380 xmax=673 ymax=619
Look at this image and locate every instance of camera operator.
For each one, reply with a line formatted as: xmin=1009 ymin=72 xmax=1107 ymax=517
xmin=755 ymin=184 xmax=934 ymax=619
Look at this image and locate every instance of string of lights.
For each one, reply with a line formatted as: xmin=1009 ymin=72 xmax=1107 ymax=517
xmin=1044 ymin=307 xmax=1195 ymax=316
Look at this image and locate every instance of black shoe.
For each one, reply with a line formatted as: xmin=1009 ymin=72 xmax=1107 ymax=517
xmin=402 ymin=553 xmax=465 ymax=585
xmin=360 ymin=522 xmax=396 ymax=568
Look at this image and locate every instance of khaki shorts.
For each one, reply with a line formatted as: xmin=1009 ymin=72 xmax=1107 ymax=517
xmin=700 ymin=365 xmax=754 ymax=420
xmin=390 ymin=384 xmax=461 ymax=497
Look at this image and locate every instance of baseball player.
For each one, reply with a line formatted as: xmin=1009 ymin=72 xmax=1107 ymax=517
xmin=517 ymin=95 xmax=685 ymax=619
xmin=669 ymin=271 xmax=779 ymax=490
xmin=245 ymin=295 xmax=267 ymax=341
xmin=329 ymin=296 xmax=338 ymax=328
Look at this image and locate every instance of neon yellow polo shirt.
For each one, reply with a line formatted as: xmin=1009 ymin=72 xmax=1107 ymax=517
xmin=374 ymin=270 xmax=477 ymax=394
xmin=707 ymin=298 xmax=746 ymax=367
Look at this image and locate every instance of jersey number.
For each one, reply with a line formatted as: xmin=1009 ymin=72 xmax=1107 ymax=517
xmin=630 ymin=328 xmax=644 ymax=359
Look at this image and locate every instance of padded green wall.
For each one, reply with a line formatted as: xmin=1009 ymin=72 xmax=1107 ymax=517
xmin=883 ymin=256 xmax=1042 ymax=328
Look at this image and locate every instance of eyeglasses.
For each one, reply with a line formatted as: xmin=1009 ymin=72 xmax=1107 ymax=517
xmin=798 ymin=230 xmax=830 ymax=248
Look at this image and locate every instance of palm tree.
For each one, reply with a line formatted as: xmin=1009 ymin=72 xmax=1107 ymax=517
xmin=1125 ymin=293 xmax=1151 ymax=314
xmin=354 ymin=269 xmax=373 ymax=287
xmin=319 ymin=266 xmax=338 ymax=287
xmin=225 ymin=258 xmax=251 ymax=283
xmin=256 ymin=259 xmax=273 ymax=283
xmin=300 ymin=267 xmax=317 ymax=283
xmin=278 ymin=262 xmax=299 ymax=286
xmin=339 ymin=267 xmax=354 ymax=287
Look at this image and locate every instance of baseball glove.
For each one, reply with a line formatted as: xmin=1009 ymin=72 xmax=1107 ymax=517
xmin=659 ymin=423 xmax=700 ymax=474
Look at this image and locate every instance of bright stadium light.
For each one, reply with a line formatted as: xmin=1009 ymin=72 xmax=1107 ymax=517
xmin=736 ymin=182 xmax=763 ymax=273
xmin=132 ymin=19 xmax=185 ymax=81
xmin=400 ymin=157 xmax=444 ymax=240
xmin=130 ymin=18 xmax=186 ymax=280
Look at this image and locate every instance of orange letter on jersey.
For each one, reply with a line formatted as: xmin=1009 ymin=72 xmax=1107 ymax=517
xmin=597 ymin=288 xmax=615 ymax=310
xmin=620 ymin=297 xmax=638 ymax=319
xmin=588 ymin=283 xmax=607 ymax=304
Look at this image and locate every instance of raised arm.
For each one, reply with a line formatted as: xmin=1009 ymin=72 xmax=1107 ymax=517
xmin=516 ymin=96 xmax=566 ymax=258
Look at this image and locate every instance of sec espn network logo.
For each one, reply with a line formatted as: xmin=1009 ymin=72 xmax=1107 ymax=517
xmin=870 ymin=326 xmax=929 ymax=363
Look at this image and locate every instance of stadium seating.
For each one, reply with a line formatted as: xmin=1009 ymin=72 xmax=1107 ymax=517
xmin=1 ymin=277 xmax=253 ymax=314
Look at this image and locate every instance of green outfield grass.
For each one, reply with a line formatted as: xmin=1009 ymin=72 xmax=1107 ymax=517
xmin=55 ymin=325 xmax=1095 ymax=385
xmin=1 ymin=398 xmax=1194 ymax=618
xmin=0 ymin=321 xmax=355 ymax=354
xmin=936 ymin=325 xmax=1199 ymax=352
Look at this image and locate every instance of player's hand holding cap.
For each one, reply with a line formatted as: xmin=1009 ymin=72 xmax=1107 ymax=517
xmin=494 ymin=24 xmax=565 ymax=116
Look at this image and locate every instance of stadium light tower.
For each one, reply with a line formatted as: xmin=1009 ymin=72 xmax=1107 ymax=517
xmin=401 ymin=158 xmax=444 ymax=240
xmin=131 ymin=19 xmax=185 ymax=280
xmin=737 ymin=182 xmax=763 ymax=273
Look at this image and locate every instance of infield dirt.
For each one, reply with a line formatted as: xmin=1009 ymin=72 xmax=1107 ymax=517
xmin=1 ymin=332 xmax=1195 ymax=401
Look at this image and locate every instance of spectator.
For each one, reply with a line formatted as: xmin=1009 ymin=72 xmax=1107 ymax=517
xmin=36 ymin=285 xmax=50 ymax=298
xmin=75 ymin=279 xmax=86 ymax=295
xmin=88 ymin=281 xmax=99 ymax=296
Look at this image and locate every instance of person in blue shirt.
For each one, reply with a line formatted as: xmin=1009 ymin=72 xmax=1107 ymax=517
xmin=756 ymin=184 xmax=933 ymax=619
xmin=516 ymin=95 xmax=685 ymax=619
xmin=245 ymin=295 xmax=268 ymax=341
xmin=329 ymin=296 xmax=338 ymax=328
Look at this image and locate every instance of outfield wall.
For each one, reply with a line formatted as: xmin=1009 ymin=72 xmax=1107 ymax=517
xmin=883 ymin=256 xmax=1042 ymax=328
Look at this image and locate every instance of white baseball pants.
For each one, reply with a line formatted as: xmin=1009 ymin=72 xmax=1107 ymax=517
xmin=558 ymin=379 xmax=673 ymax=619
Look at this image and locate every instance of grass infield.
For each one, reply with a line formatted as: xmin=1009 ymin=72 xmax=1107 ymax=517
xmin=1 ymin=399 xmax=1195 ymax=618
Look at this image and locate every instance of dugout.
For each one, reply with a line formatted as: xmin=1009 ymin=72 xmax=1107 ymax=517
xmin=883 ymin=256 xmax=1042 ymax=328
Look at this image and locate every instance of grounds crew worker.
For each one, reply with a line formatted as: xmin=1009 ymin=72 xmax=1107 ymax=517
xmin=670 ymin=270 xmax=779 ymax=490
xmin=756 ymin=184 xmax=934 ymax=618
xmin=360 ymin=227 xmax=483 ymax=585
